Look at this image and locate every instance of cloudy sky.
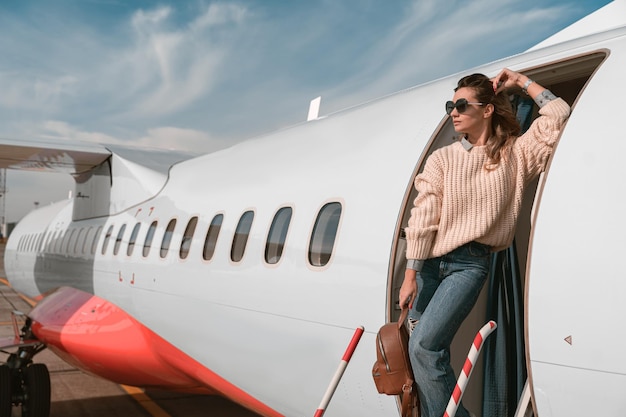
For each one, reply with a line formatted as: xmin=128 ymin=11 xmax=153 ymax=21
xmin=0 ymin=0 xmax=613 ymax=223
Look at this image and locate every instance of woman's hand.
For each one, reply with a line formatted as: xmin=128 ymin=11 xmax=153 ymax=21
xmin=492 ymin=68 xmax=530 ymax=95
xmin=399 ymin=269 xmax=418 ymax=309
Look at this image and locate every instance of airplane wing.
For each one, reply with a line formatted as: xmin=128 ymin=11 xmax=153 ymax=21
xmin=0 ymin=137 xmax=110 ymax=175
xmin=0 ymin=137 xmax=198 ymax=176
xmin=0 ymin=137 xmax=200 ymax=219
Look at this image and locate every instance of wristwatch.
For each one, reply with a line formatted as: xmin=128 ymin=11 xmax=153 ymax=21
xmin=522 ymin=78 xmax=534 ymax=95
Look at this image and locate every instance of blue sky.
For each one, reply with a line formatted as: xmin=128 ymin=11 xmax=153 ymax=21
xmin=0 ymin=0 xmax=613 ymax=222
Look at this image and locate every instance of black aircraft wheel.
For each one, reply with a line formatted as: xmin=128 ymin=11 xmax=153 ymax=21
xmin=0 ymin=365 xmax=11 ymax=417
xmin=21 ymin=364 xmax=50 ymax=417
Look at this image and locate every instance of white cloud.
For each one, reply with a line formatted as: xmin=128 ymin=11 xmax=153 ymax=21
xmin=37 ymin=120 xmax=226 ymax=154
xmin=39 ymin=120 xmax=122 ymax=145
xmin=190 ymin=2 xmax=247 ymax=32
xmin=0 ymin=72 xmax=77 ymax=111
xmin=126 ymin=3 xmax=248 ymax=116
xmin=135 ymin=126 xmax=229 ymax=153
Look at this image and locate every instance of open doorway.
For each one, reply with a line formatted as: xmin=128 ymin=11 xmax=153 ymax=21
xmin=387 ymin=50 xmax=607 ymax=416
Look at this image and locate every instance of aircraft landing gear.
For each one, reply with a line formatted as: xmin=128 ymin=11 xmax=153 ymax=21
xmin=0 ymin=312 xmax=50 ymax=417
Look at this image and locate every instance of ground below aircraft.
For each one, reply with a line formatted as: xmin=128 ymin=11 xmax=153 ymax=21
xmin=2 ymin=1 xmax=626 ymax=416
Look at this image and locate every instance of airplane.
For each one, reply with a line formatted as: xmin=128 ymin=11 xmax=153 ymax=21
xmin=2 ymin=1 xmax=626 ymax=416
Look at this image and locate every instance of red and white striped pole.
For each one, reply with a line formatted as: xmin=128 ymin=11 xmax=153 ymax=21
xmin=444 ymin=320 xmax=497 ymax=417
xmin=313 ymin=326 xmax=365 ymax=417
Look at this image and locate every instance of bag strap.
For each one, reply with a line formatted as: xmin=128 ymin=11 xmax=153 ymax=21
xmin=397 ymin=306 xmax=409 ymax=330
xmin=401 ymin=380 xmax=417 ymax=417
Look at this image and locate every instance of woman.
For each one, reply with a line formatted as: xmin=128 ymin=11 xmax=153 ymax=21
xmin=398 ymin=68 xmax=570 ymax=417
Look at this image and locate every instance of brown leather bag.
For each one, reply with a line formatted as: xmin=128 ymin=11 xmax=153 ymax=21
xmin=372 ymin=307 xmax=418 ymax=417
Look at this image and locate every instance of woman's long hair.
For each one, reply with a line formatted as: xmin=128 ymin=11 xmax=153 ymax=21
xmin=455 ymin=73 xmax=520 ymax=169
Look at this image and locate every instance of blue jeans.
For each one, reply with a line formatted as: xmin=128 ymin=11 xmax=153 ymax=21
xmin=408 ymin=241 xmax=491 ymax=417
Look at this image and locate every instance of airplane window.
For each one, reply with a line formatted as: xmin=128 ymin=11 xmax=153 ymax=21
xmin=55 ymin=232 xmax=65 ymax=253
xmin=231 ymin=211 xmax=254 ymax=263
xmin=308 ymin=202 xmax=342 ymax=267
xmin=50 ymin=232 xmax=57 ymax=252
xmin=53 ymin=231 xmax=61 ymax=253
xmin=40 ymin=233 xmax=48 ymax=252
xmin=180 ymin=217 xmax=198 ymax=260
xmin=203 ymin=214 xmax=223 ymax=261
xmin=74 ymin=228 xmax=85 ymax=254
xmin=265 ymin=207 xmax=292 ymax=264
xmin=45 ymin=232 xmax=53 ymax=253
xmin=44 ymin=232 xmax=53 ymax=252
xmin=81 ymin=227 xmax=92 ymax=254
xmin=127 ymin=222 xmax=141 ymax=256
xmin=160 ymin=219 xmax=177 ymax=258
xmin=36 ymin=233 xmax=43 ymax=252
xmin=91 ymin=226 xmax=103 ymax=255
xmin=65 ymin=229 xmax=76 ymax=253
xmin=44 ymin=231 xmax=53 ymax=253
xmin=113 ymin=224 xmax=127 ymax=256
xmin=49 ymin=231 xmax=58 ymax=253
xmin=143 ymin=221 xmax=158 ymax=257
xmin=101 ymin=225 xmax=114 ymax=255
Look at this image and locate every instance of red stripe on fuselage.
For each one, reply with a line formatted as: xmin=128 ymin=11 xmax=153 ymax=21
xmin=28 ymin=286 xmax=283 ymax=417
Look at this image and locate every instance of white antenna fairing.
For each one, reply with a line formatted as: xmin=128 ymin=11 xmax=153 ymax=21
xmin=307 ymin=96 xmax=321 ymax=121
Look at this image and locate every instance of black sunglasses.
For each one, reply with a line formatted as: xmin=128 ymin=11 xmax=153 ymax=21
xmin=445 ymin=98 xmax=485 ymax=115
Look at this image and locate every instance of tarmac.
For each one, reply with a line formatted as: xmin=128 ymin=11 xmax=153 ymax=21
xmin=0 ymin=240 xmax=261 ymax=417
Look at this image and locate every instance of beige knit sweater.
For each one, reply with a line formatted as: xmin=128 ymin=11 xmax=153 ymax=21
xmin=405 ymin=97 xmax=571 ymax=260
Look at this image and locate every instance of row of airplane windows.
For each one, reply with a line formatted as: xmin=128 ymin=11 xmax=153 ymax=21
xmin=16 ymin=202 xmax=343 ymax=267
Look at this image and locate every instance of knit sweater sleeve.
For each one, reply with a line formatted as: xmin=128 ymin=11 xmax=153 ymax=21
xmin=405 ymin=151 xmax=444 ymax=260
xmin=515 ymin=97 xmax=571 ymax=178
